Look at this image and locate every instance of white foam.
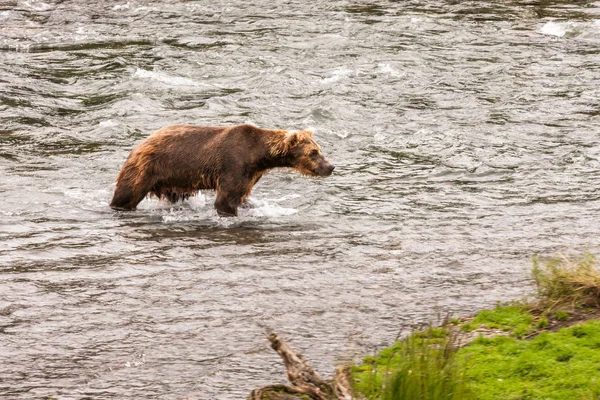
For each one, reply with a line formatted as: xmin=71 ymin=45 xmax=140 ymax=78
xmin=99 ymin=120 xmax=119 ymax=127
xmin=64 ymin=188 xmax=109 ymax=199
xmin=185 ymin=193 xmax=208 ymax=210
xmin=274 ymin=193 xmax=302 ymax=202
xmin=134 ymin=6 xmax=154 ymax=13
xmin=374 ymin=132 xmax=387 ymax=141
xmin=112 ymin=2 xmax=131 ymax=11
xmin=161 ymin=212 xmax=207 ymax=223
xmin=245 ymin=199 xmax=297 ymax=218
xmin=377 ymin=63 xmax=402 ymax=77
xmin=62 ymin=188 xmax=113 ymax=211
xmin=22 ymin=1 xmax=52 ymax=11
xmin=540 ymin=21 xmax=567 ymax=37
xmin=321 ymin=68 xmax=353 ymax=84
xmin=315 ymin=126 xmax=348 ymax=139
xmin=159 ymin=198 xmax=296 ymax=222
xmin=133 ymin=68 xmax=206 ymax=88
xmin=113 ymin=191 xmax=296 ymax=222
xmin=156 ymin=195 xmax=211 ymax=222
xmin=138 ymin=193 xmax=208 ymax=211
xmin=334 ymin=130 xmax=349 ymax=139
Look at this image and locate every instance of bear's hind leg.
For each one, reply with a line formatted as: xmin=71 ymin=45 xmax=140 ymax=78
xmin=214 ymin=191 xmax=242 ymax=217
xmin=110 ymin=177 xmax=153 ymax=211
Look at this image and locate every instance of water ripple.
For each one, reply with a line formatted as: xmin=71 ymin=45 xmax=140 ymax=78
xmin=1 ymin=0 xmax=600 ymax=399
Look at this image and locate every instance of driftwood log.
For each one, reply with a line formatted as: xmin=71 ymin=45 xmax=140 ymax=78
xmin=248 ymin=333 xmax=354 ymax=400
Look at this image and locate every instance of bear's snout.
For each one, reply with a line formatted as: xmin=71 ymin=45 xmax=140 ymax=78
xmin=318 ymin=162 xmax=335 ymax=177
xmin=325 ymin=163 xmax=335 ymax=176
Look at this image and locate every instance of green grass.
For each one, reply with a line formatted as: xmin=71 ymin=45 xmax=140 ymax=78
xmin=352 ymin=254 xmax=600 ymax=400
xmin=354 ymin=319 xmax=600 ymax=400
xmin=457 ymin=320 xmax=600 ymax=400
xmin=460 ymin=304 xmax=535 ymax=338
xmin=353 ymin=326 xmax=474 ymax=400
xmin=555 ymin=311 xmax=569 ymax=321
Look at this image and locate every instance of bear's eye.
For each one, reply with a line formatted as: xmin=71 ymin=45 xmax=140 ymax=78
xmin=310 ymin=150 xmax=319 ymax=157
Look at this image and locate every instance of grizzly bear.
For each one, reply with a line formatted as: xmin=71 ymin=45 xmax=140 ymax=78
xmin=110 ymin=124 xmax=335 ymax=216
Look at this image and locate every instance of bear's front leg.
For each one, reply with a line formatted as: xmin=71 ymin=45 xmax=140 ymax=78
xmin=214 ymin=191 xmax=242 ymax=217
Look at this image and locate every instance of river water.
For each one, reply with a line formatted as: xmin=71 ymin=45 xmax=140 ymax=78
xmin=1 ymin=1 xmax=600 ymax=399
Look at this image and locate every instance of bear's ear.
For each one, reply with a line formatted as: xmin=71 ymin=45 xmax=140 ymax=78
xmin=270 ymin=129 xmax=314 ymax=156
xmin=284 ymin=129 xmax=313 ymax=148
xmin=299 ymin=128 xmax=315 ymax=138
xmin=283 ymin=130 xmax=302 ymax=148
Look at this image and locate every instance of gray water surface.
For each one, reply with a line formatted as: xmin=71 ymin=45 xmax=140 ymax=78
xmin=1 ymin=1 xmax=600 ymax=399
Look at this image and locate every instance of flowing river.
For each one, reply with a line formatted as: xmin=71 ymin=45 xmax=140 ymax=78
xmin=1 ymin=1 xmax=600 ymax=398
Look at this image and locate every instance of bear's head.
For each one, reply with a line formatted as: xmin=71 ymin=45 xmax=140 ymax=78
xmin=281 ymin=130 xmax=335 ymax=177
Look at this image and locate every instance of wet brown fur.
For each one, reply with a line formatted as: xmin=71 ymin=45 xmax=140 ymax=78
xmin=110 ymin=124 xmax=334 ymax=216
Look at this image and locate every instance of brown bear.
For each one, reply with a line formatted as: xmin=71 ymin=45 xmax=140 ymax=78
xmin=110 ymin=124 xmax=335 ymax=216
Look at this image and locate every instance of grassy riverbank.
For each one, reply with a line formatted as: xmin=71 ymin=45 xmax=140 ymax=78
xmin=352 ymin=254 xmax=600 ymax=400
